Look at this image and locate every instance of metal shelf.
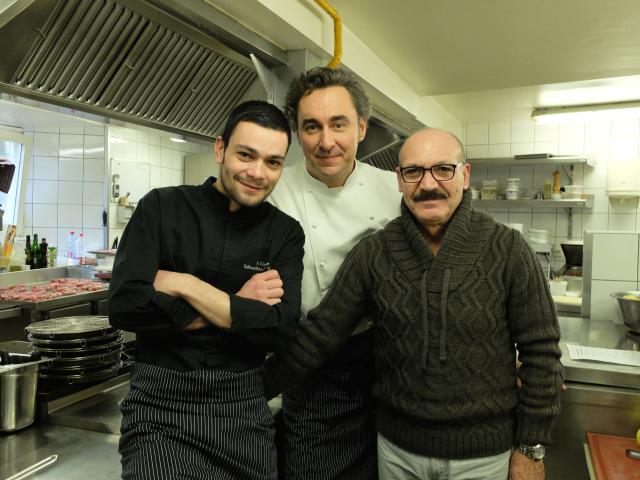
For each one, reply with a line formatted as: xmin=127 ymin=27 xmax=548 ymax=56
xmin=473 ymin=196 xmax=593 ymax=209
xmin=467 ymin=155 xmax=595 ymax=167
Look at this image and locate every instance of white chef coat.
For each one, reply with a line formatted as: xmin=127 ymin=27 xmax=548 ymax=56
xmin=269 ymin=160 xmax=402 ymax=326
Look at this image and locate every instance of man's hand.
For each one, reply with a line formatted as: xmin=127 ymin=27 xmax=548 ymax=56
xmin=237 ymin=270 xmax=283 ymax=305
xmin=509 ymin=451 xmax=544 ymax=480
xmin=185 ymin=316 xmax=209 ymax=331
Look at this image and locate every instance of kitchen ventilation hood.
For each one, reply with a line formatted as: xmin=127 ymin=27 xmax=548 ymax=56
xmin=0 ymin=0 xmax=263 ymax=140
xmin=358 ymin=117 xmax=405 ymax=171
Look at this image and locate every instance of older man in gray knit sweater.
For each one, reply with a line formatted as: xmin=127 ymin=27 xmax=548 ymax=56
xmin=264 ymin=128 xmax=563 ymax=480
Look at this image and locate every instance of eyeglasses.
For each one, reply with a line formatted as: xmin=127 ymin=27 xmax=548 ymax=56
xmin=399 ymin=162 xmax=462 ymax=183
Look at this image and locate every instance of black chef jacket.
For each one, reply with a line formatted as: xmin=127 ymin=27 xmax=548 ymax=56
xmin=108 ymin=177 xmax=305 ymax=371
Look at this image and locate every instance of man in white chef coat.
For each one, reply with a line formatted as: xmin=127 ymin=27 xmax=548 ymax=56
xmin=267 ymin=67 xmax=401 ymax=479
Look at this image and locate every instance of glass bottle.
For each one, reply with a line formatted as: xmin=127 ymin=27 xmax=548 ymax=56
xmin=39 ymin=238 xmax=48 ymax=268
xmin=25 ymin=234 xmax=32 ymax=269
xmin=31 ymin=233 xmax=40 ymax=269
xmin=48 ymin=246 xmax=57 ymax=268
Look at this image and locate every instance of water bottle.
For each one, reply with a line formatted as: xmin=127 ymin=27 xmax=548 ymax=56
xmin=75 ymin=232 xmax=86 ymax=265
xmin=66 ymin=231 xmax=76 ymax=263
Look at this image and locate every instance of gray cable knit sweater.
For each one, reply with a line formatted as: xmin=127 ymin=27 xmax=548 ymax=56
xmin=264 ymin=190 xmax=564 ymax=460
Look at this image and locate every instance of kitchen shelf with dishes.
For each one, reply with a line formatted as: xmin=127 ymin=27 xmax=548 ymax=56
xmin=467 ymin=154 xmax=595 ymax=240
xmin=467 ymin=155 xmax=595 ymax=168
xmin=472 ymin=196 xmax=593 ymax=209
xmin=468 ymin=154 xmax=594 ymax=211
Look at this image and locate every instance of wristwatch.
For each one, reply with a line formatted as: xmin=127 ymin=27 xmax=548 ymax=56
xmin=518 ymin=444 xmax=546 ymax=461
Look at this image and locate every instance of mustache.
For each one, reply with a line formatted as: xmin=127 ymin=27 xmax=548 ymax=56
xmin=315 ymin=147 xmax=343 ymax=156
xmin=412 ymin=189 xmax=448 ymax=202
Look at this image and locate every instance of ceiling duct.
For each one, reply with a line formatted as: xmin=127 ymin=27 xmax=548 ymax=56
xmin=0 ymin=0 xmax=261 ymax=140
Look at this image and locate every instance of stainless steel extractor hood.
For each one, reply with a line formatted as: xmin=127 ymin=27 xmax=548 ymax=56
xmin=0 ymin=0 xmax=269 ymax=140
xmin=358 ymin=117 xmax=405 ymax=171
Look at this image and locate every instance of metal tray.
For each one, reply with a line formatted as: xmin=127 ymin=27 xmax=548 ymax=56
xmin=34 ymin=336 xmax=124 ymax=357
xmin=42 ymin=348 xmax=123 ymax=368
xmin=26 ymin=316 xmax=115 ymax=339
xmin=2 ymin=288 xmax=108 ymax=310
xmin=41 ymin=358 xmax=121 ymax=375
xmin=28 ymin=331 xmax=121 ymax=347
xmin=39 ymin=361 xmax=122 ymax=385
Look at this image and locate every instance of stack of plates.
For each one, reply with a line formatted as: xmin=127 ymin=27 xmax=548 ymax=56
xmin=26 ymin=316 xmax=123 ymax=385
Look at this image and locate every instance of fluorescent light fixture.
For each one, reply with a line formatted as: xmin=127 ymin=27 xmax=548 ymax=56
xmin=170 ymin=136 xmax=186 ymax=143
xmin=532 ymin=101 xmax=640 ymax=124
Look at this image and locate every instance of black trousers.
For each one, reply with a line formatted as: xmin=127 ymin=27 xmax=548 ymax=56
xmin=120 ymin=362 xmax=276 ymax=480
xmin=278 ymin=330 xmax=378 ymax=480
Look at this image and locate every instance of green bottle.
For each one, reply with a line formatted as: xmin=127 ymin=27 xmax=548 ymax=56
xmin=31 ymin=234 xmax=40 ymax=270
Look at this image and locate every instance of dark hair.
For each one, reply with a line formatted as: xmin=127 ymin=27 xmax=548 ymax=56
xmin=284 ymin=67 xmax=371 ymax=131
xmin=220 ymin=100 xmax=291 ymax=149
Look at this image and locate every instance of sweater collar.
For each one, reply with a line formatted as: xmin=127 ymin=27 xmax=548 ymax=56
xmin=388 ymin=188 xmax=487 ymax=293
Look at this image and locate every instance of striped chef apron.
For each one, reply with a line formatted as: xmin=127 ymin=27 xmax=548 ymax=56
xmin=119 ymin=362 xmax=276 ymax=480
xmin=278 ymin=330 xmax=377 ymax=480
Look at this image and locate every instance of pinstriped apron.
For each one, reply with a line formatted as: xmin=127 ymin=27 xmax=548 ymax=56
xmin=278 ymin=330 xmax=378 ymax=480
xmin=119 ymin=362 xmax=276 ymax=480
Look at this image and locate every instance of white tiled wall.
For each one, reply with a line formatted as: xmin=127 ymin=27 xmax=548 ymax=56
xmin=106 ymin=125 xmax=212 ymax=247
xmin=463 ymin=119 xmax=640 ymax=267
xmin=23 ymin=126 xmax=107 ymax=253
xmin=583 ymin=231 xmax=640 ymax=321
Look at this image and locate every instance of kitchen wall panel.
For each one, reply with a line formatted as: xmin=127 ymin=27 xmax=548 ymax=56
xmin=588 ymin=280 xmax=636 ymax=322
xmin=33 ymin=132 xmax=59 ymax=156
xmin=33 ymin=156 xmax=58 ymax=180
xmin=58 ymin=205 xmax=82 ymax=227
xmin=591 ymin=233 xmax=638 ymax=282
xmin=23 ymin=127 xmax=107 ymax=254
xmin=106 ymin=126 xmax=211 ymax=248
xmin=488 ymin=122 xmax=510 ymax=144
xmin=32 ymin=180 xmax=58 ymax=204
xmin=464 ymin=118 xmax=640 ymax=269
xmin=83 ymin=159 xmax=104 ymax=182
xmin=58 ymin=157 xmax=83 ymax=181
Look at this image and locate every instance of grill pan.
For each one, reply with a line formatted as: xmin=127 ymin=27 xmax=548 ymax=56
xmin=28 ymin=331 xmax=121 ymax=347
xmin=41 ymin=359 xmax=121 ymax=375
xmin=38 ymin=349 xmax=123 ymax=368
xmin=39 ymin=362 xmax=123 ymax=385
xmin=26 ymin=316 xmax=124 ymax=386
xmin=26 ymin=316 xmax=115 ymax=340
xmin=33 ymin=337 xmax=124 ymax=357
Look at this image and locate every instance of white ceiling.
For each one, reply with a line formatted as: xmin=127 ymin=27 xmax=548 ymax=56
xmin=0 ymin=100 xmax=102 ymax=131
xmin=331 ymin=0 xmax=640 ymax=123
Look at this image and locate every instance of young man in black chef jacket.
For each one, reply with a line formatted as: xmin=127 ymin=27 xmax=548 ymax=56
xmin=109 ymin=100 xmax=304 ymax=480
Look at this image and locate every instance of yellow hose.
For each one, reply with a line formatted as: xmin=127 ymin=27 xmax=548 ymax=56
xmin=313 ymin=0 xmax=342 ymax=68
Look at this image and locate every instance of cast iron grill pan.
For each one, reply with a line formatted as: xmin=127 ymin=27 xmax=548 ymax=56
xmin=26 ymin=316 xmax=116 ymax=340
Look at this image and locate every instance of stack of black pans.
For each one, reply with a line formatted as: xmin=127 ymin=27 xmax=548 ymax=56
xmin=26 ymin=316 xmax=123 ymax=385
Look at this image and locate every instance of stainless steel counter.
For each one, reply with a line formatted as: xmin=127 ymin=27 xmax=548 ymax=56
xmin=547 ymin=316 xmax=640 ymax=480
xmin=0 ymin=423 xmax=121 ymax=479
xmin=558 ymin=316 xmax=640 ymax=389
xmin=46 ymin=377 xmax=130 ymax=435
xmin=1 ymin=316 xmax=638 ymax=479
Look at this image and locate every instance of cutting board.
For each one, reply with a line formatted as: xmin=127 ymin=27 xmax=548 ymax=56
xmin=587 ymin=432 xmax=640 ymax=479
